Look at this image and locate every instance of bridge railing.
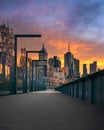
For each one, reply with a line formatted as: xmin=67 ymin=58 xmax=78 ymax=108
xmin=55 ymin=70 xmax=104 ymax=107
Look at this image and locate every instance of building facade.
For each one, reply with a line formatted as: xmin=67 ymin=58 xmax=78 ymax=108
xmin=48 ymin=56 xmax=61 ymax=79
xmin=39 ymin=44 xmax=48 ymax=77
xmin=90 ymin=61 xmax=97 ymax=74
xmin=64 ymin=45 xmax=80 ymax=79
xmin=53 ymin=56 xmax=61 ymax=72
xmin=73 ymin=58 xmax=80 ymax=78
xmin=39 ymin=44 xmax=48 ymax=61
xmin=82 ymin=64 xmax=87 ymax=76
xmin=64 ymin=51 xmax=74 ymax=78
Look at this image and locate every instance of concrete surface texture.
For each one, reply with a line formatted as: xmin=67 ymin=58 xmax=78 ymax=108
xmin=0 ymin=89 xmax=104 ymax=130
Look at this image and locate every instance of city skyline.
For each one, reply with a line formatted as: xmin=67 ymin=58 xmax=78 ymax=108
xmin=0 ymin=0 xmax=104 ymax=73
xmin=19 ymin=44 xmax=97 ymax=75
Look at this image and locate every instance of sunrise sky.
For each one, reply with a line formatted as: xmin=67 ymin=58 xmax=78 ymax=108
xmin=0 ymin=0 xmax=104 ymax=74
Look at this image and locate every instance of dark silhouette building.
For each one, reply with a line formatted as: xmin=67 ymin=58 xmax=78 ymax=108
xmin=82 ymin=64 xmax=88 ymax=76
xmin=38 ymin=44 xmax=48 ymax=77
xmin=90 ymin=61 xmax=97 ymax=74
xmin=53 ymin=56 xmax=61 ymax=72
xmin=48 ymin=57 xmax=54 ymax=66
xmin=64 ymin=45 xmax=74 ymax=78
xmin=74 ymin=58 xmax=80 ymax=78
xmin=39 ymin=44 xmax=48 ymax=61
xmin=64 ymin=44 xmax=80 ymax=79
xmin=48 ymin=56 xmax=61 ymax=72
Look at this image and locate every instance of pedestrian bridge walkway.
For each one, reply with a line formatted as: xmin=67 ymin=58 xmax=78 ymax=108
xmin=0 ymin=89 xmax=104 ymax=130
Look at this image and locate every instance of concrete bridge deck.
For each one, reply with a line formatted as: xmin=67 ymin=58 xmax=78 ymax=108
xmin=0 ymin=89 xmax=104 ymax=130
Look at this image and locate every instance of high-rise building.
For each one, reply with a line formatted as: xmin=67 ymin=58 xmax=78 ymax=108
xmin=48 ymin=57 xmax=54 ymax=77
xmin=90 ymin=61 xmax=97 ymax=74
xmin=39 ymin=44 xmax=48 ymax=77
xmin=83 ymin=64 xmax=87 ymax=76
xmin=93 ymin=61 xmax=97 ymax=72
xmin=64 ymin=66 xmax=69 ymax=78
xmin=48 ymin=57 xmax=54 ymax=66
xmin=74 ymin=58 xmax=80 ymax=78
xmin=39 ymin=44 xmax=48 ymax=61
xmin=48 ymin=56 xmax=61 ymax=78
xmin=53 ymin=56 xmax=61 ymax=72
xmin=64 ymin=44 xmax=74 ymax=78
xmin=64 ymin=44 xmax=80 ymax=79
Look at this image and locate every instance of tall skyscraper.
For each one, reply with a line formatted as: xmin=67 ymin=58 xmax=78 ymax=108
xmin=48 ymin=57 xmax=54 ymax=77
xmin=64 ymin=44 xmax=74 ymax=78
xmin=48 ymin=57 xmax=54 ymax=66
xmin=83 ymin=64 xmax=87 ymax=76
xmin=74 ymin=58 xmax=80 ymax=78
xmin=90 ymin=61 xmax=97 ymax=74
xmin=39 ymin=44 xmax=48 ymax=61
xmin=53 ymin=56 xmax=61 ymax=72
xmin=48 ymin=56 xmax=61 ymax=78
xmin=64 ymin=44 xmax=80 ymax=79
xmin=39 ymin=44 xmax=48 ymax=77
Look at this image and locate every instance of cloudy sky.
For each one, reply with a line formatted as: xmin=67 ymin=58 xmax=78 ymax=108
xmin=0 ymin=0 xmax=104 ymax=73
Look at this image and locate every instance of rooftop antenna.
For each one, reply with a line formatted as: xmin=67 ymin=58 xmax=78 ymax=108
xmin=68 ymin=40 xmax=70 ymax=52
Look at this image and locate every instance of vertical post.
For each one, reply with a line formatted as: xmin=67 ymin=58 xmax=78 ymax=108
xmin=91 ymin=76 xmax=95 ymax=104
xmin=24 ymin=52 xmax=28 ymax=93
xmin=76 ymin=81 xmax=79 ymax=98
xmin=13 ymin=35 xmax=17 ymax=94
xmin=10 ymin=66 xmax=13 ymax=94
xmin=31 ymin=61 xmax=34 ymax=92
xmin=36 ymin=66 xmax=38 ymax=91
xmin=2 ymin=64 xmax=5 ymax=94
xmin=82 ymin=80 xmax=85 ymax=100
